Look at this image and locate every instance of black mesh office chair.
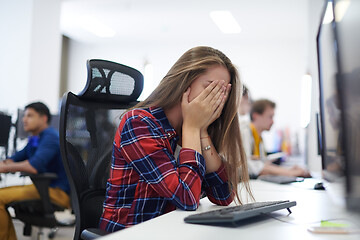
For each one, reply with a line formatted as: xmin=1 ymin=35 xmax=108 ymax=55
xmin=0 ymin=113 xmax=12 ymax=159
xmin=59 ymin=59 xmax=143 ymax=240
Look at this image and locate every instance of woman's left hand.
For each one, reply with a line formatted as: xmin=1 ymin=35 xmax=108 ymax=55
xmin=201 ymin=83 xmax=231 ymax=133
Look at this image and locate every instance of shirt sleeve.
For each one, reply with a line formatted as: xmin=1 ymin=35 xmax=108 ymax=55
xmin=119 ymin=114 xmax=205 ymax=211
xmin=240 ymin=120 xmax=265 ymax=176
xmin=202 ymin=162 xmax=234 ymax=206
xmin=240 ymin=119 xmax=252 ymax=160
xmin=247 ymin=159 xmax=265 ymax=176
xmin=27 ymin=131 xmax=60 ymax=173
xmin=10 ymin=145 xmax=29 ymax=162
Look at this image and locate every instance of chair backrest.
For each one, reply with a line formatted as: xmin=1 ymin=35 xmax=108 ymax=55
xmin=0 ymin=113 xmax=12 ymax=158
xmin=60 ymin=59 xmax=143 ymax=240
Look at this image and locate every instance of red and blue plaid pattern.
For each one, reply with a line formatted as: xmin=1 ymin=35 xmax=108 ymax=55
xmin=99 ymin=107 xmax=233 ymax=232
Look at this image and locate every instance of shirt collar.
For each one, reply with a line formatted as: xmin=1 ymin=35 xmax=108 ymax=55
xmin=39 ymin=127 xmax=49 ymax=137
xmin=148 ymin=107 xmax=178 ymax=139
xmin=28 ymin=127 xmax=49 ymax=147
xmin=28 ymin=135 xmax=40 ymax=147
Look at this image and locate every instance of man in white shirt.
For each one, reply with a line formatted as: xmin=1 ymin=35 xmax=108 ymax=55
xmin=239 ymin=95 xmax=310 ymax=178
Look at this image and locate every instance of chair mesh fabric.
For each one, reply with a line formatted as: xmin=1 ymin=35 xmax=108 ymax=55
xmin=60 ymin=59 xmax=143 ymax=240
xmin=65 ymin=98 xmax=126 ymax=231
xmin=79 ymin=59 xmax=143 ymax=103
xmin=91 ymin=68 xmax=135 ymax=95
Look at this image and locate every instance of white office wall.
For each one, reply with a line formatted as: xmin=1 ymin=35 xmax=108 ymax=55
xmin=0 ymin=0 xmax=62 ymax=116
xmin=0 ymin=0 xmax=32 ymax=115
xmin=27 ymin=0 xmax=62 ymax=114
xmin=66 ymin=37 xmax=307 ymax=153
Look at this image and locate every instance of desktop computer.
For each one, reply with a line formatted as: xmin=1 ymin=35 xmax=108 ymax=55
xmin=317 ymin=0 xmax=360 ymax=212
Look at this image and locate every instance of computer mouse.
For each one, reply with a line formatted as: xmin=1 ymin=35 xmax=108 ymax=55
xmin=314 ymin=182 xmax=325 ymax=190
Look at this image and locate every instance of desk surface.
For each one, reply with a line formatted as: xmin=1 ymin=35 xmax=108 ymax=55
xmin=99 ymin=179 xmax=360 ymax=240
xmin=0 ymin=172 xmax=32 ymax=188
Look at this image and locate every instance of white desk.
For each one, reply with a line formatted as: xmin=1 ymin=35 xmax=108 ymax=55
xmin=0 ymin=172 xmax=32 ymax=188
xmin=99 ymin=180 xmax=360 ymax=240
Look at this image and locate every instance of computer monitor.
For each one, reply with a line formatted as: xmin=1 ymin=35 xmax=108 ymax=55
xmin=316 ymin=113 xmax=322 ymax=156
xmin=317 ymin=0 xmax=345 ymax=184
xmin=15 ymin=109 xmax=29 ymax=140
xmin=333 ymin=0 xmax=360 ymax=212
xmin=317 ymin=0 xmax=360 ymax=212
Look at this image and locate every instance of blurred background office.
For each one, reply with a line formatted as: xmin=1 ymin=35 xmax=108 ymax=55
xmin=0 ymin=0 xmax=325 ymax=171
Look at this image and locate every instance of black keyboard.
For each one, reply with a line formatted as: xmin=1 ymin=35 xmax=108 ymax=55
xmin=184 ymin=200 xmax=296 ymax=224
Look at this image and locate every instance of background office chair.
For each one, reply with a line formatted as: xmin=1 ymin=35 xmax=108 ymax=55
xmin=7 ymin=173 xmax=74 ymax=239
xmin=59 ymin=59 xmax=143 ymax=240
xmin=0 ymin=113 xmax=12 ymax=159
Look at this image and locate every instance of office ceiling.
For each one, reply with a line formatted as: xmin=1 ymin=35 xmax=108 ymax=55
xmin=60 ymin=0 xmax=309 ymax=45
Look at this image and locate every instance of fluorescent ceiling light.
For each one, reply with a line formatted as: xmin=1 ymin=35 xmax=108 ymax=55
xmin=323 ymin=2 xmax=334 ymax=24
xmin=210 ymin=11 xmax=241 ymax=34
xmin=300 ymin=74 xmax=312 ymax=128
xmin=335 ymin=0 xmax=350 ymax=22
xmin=78 ymin=16 xmax=116 ymax=38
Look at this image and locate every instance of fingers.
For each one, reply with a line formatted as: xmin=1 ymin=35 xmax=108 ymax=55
xmin=184 ymin=80 xmax=230 ymax=129
xmin=209 ymin=85 xmax=225 ymax=107
xmin=211 ymin=83 xmax=230 ymax=108
xmin=212 ymin=84 xmax=231 ymax=120
xmin=207 ymin=80 xmax=226 ymax=103
xmin=197 ymin=80 xmax=225 ymax=101
xmin=224 ymin=84 xmax=231 ymax=100
xmin=195 ymin=80 xmax=218 ymax=101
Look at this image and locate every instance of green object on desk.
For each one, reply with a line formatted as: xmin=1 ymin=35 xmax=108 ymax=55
xmin=321 ymin=220 xmax=349 ymax=228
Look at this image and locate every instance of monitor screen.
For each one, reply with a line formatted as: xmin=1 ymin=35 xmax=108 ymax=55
xmin=334 ymin=0 xmax=360 ymax=212
xmin=317 ymin=0 xmax=345 ymax=184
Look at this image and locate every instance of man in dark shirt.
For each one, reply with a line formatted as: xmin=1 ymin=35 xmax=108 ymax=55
xmin=0 ymin=102 xmax=70 ymax=240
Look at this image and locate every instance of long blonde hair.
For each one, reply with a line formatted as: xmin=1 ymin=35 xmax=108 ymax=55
xmin=134 ymin=46 xmax=253 ymax=204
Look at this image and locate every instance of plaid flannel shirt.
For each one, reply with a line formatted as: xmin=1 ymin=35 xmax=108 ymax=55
xmin=99 ymin=107 xmax=233 ymax=232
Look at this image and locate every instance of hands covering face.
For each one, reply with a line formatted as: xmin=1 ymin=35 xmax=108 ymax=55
xmin=181 ymin=80 xmax=231 ymax=131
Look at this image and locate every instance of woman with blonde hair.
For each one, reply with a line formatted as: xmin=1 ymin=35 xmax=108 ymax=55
xmin=99 ymin=46 xmax=252 ymax=232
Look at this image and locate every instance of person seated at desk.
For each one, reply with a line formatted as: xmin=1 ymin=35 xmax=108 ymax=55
xmin=240 ymin=98 xmax=310 ymax=178
xmin=238 ymin=85 xmax=252 ymax=160
xmin=0 ymin=102 xmax=70 ymax=240
xmin=99 ymin=46 xmax=253 ymax=233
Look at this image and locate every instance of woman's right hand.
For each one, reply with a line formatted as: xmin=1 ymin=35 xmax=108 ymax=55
xmin=181 ymin=80 xmax=225 ymax=131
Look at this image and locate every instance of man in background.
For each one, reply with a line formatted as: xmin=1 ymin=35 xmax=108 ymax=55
xmin=240 ymin=98 xmax=310 ymax=178
xmin=0 ymin=102 xmax=70 ymax=240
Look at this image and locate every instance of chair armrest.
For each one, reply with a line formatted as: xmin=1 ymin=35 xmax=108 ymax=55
xmin=20 ymin=172 xmax=58 ymax=215
xmin=81 ymin=228 xmax=109 ymax=240
xmin=20 ymin=172 xmax=58 ymax=180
